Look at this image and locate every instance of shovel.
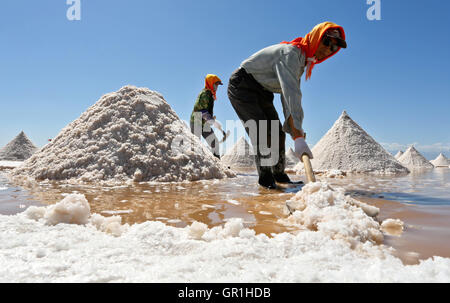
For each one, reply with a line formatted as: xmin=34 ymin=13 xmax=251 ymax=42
xmin=302 ymin=154 xmax=316 ymax=183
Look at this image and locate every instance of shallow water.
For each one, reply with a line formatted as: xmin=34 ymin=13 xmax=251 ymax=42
xmin=1 ymin=167 xmax=449 ymax=265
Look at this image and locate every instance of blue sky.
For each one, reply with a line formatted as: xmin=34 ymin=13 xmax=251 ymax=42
xmin=1 ymin=0 xmax=449 ymax=159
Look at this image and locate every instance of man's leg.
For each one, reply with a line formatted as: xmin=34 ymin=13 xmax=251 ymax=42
xmin=257 ymin=95 xmax=293 ymax=182
xmin=227 ymin=68 xmax=276 ymax=188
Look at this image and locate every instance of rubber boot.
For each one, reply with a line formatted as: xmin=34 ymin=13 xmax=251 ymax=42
xmin=255 ymin=155 xmax=277 ymax=189
xmin=272 ymin=150 xmax=303 ymax=184
xmin=273 ymin=173 xmax=304 ymax=185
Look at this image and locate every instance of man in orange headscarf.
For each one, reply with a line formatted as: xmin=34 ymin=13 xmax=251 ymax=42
xmin=228 ymin=22 xmax=347 ymax=189
xmin=190 ymin=74 xmax=224 ymax=159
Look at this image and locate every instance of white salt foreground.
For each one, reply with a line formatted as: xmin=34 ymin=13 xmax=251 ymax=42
xmin=1 ymin=184 xmax=450 ymax=282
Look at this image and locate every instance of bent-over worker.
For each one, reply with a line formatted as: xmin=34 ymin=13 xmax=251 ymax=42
xmin=227 ymin=21 xmax=347 ymax=188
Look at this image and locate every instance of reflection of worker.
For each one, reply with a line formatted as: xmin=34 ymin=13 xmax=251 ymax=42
xmin=190 ymin=74 xmax=224 ymax=159
xmin=228 ymin=22 xmax=347 ymax=189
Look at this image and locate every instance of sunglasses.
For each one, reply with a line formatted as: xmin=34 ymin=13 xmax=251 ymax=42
xmin=323 ymin=36 xmax=340 ymax=53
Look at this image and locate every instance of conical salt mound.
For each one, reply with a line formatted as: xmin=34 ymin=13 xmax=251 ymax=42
xmin=12 ymin=86 xmax=234 ymax=183
xmin=221 ymin=137 xmax=255 ymax=168
xmin=0 ymin=131 xmax=37 ymax=161
xmin=286 ymin=147 xmax=300 ymax=167
xmin=394 ymin=151 xmax=404 ymax=159
xmin=430 ymin=153 xmax=449 ymax=167
xmin=294 ymin=111 xmax=409 ymax=174
xmin=397 ymin=146 xmax=434 ymax=170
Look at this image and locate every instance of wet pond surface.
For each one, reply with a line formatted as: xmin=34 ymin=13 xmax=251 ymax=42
xmin=1 ymin=167 xmax=450 ymax=265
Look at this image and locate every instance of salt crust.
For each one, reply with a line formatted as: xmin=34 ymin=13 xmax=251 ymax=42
xmin=381 ymin=219 xmax=404 ymax=236
xmin=0 ymin=161 xmax=23 ymax=169
xmin=2 ymin=185 xmax=450 ymax=282
xmin=294 ymin=111 xmax=409 ymax=174
xmin=11 ymin=86 xmax=234 ymax=184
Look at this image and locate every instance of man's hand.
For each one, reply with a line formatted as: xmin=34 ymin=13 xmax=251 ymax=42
xmin=294 ymin=137 xmax=313 ymax=162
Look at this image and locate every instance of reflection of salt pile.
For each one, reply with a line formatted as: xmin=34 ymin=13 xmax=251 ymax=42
xmin=394 ymin=151 xmax=404 ymax=159
xmin=11 ymin=86 xmax=234 ymax=183
xmin=0 ymin=131 xmax=37 ymax=161
xmin=221 ymin=137 xmax=255 ymax=168
xmin=397 ymin=146 xmax=434 ymax=170
xmin=295 ymin=111 xmax=409 ymax=174
xmin=431 ymin=153 xmax=449 ymax=167
xmin=286 ymin=147 xmax=300 ymax=167
xmin=2 ymin=191 xmax=450 ymax=282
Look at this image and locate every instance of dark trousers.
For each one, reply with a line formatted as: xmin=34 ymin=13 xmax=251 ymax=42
xmin=190 ymin=121 xmax=220 ymax=159
xmin=227 ymin=68 xmax=286 ymax=177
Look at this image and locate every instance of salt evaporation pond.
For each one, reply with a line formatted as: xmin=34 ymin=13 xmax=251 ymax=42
xmin=1 ymin=167 xmax=450 ymax=282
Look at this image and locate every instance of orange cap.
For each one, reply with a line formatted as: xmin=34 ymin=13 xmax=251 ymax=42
xmin=205 ymin=74 xmax=223 ymax=100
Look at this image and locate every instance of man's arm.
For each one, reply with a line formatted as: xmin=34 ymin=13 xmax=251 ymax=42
xmin=287 ymin=116 xmax=304 ymax=139
xmin=274 ymin=53 xmax=304 ymax=137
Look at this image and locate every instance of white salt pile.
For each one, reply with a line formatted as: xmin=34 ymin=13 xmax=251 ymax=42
xmin=395 ymin=151 xmax=404 ymax=159
xmin=221 ymin=136 xmax=255 ymax=168
xmin=1 ymin=189 xmax=450 ymax=282
xmin=0 ymin=131 xmax=37 ymax=161
xmin=286 ymin=147 xmax=300 ymax=167
xmin=294 ymin=111 xmax=409 ymax=174
xmin=397 ymin=146 xmax=434 ymax=170
xmin=431 ymin=153 xmax=449 ymax=167
xmin=10 ymin=86 xmax=234 ymax=183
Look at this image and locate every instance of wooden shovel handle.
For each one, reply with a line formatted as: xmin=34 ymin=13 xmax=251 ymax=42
xmin=302 ymin=154 xmax=316 ymax=183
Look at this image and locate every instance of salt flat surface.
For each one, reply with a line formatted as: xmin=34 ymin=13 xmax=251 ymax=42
xmin=0 ymin=161 xmax=23 ymax=169
xmin=1 ymin=183 xmax=450 ymax=282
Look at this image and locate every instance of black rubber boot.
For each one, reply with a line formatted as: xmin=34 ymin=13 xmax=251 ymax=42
xmin=273 ymin=173 xmax=304 ymax=185
xmin=258 ymin=171 xmax=277 ymax=189
xmin=255 ymin=154 xmax=277 ymax=189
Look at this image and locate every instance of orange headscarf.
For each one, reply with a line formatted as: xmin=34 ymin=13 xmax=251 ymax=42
xmin=204 ymin=74 xmax=222 ymax=100
xmin=281 ymin=21 xmax=346 ymax=81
